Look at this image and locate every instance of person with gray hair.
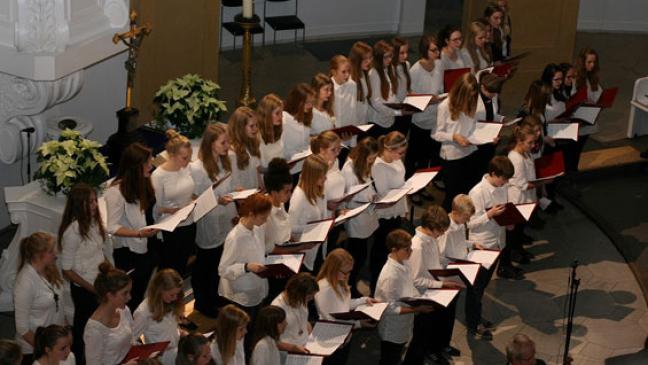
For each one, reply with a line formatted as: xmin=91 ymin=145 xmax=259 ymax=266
xmin=505 ymin=334 xmax=547 ymax=365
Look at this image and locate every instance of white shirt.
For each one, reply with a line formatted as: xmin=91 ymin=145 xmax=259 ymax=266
xmin=84 ymin=307 xmax=134 ymax=365
xmin=324 ymin=162 xmax=346 ymax=208
xmin=105 ymin=184 xmax=148 ymax=254
xmin=579 ymin=79 xmax=603 ymax=136
xmin=507 ymin=150 xmax=537 ymax=204
xmin=264 ymin=204 xmax=291 ymax=252
xmin=356 ymin=77 xmax=370 ymax=124
xmin=260 ymin=139 xmax=284 ymax=168
xmin=272 ymin=293 xmax=309 ymax=346
xmin=231 ymin=149 xmax=261 ymax=190
xmin=60 ymin=221 xmax=107 ymax=285
xmin=394 ymin=61 xmax=411 ymax=101
xmin=251 ymin=336 xmax=282 ymax=365
xmin=375 ymin=256 xmax=418 ymax=344
xmin=33 ymin=353 xmax=76 ymax=365
xmin=211 ymin=338 xmax=245 ymax=365
xmin=460 ymin=47 xmax=491 ymax=72
xmin=440 ymin=50 xmax=467 ymax=72
xmin=409 ymin=59 xmax=444 ymax=130
xmin=311 ymin=108 xmax=335 ymax=136
xmin=151 ymin=165 xmax=195 ymax=226
xmin=438 ymin=215 xmax=471 ymax=266
xmin=282 ymin=111 xmax=311 ymax=174
xmin=14 ymin=264 xmax=66 ymax=353
xmin=371 ymin=157 xmax=408 ymax=220
xmin=133 ymin=298 xmax=180 ymax=365
xmin=475 ymin=93 xmax=503 ymax=122
xmin=315 ymin=279 xmax=367 ymax=323
xmin=433 ymin=98 xmax=478 ymax=160
xmin=333 ymin=78 xmax=358 ymax=128
xmin=190 ymin=159 xmax=237 ymax=249
xmin=288 ymin=186 xmax=327 ymax=269
xmin=218 ymin=223 xmax=269 ymax=307
xmin=341 ymin=159 xmax=379 ymax=239
xmin=368 ymin=68 xmax=400 ymax=128
xmin=406 ymin=229 xmax=444 ymax=292
xmin=468 ymin=174 xmax=508 ymax=249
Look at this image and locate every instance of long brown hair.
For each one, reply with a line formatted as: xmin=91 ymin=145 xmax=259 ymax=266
xmin=251 ymin=306 xmax=286 ymax=350
xmin=464 ymin=21 xmax=492 ymax=71
xmin=256 ymin=93 xmax=283 ymax=144
xmin=448 ymin=73 xmax=479 ymax=120
xmin=284 ymin=273 xmax=319 ymax=308
xmin=348 ymin=137 xmax=378 ymax=183
xmin=298 ymin=155 xmax=328 ymax=205
xmin=94 ymin=262 xmax=131 ymax=303
xmin=285 ymin=83 xmax=316 ymax=127
xmin=227 ymin=106 xmax=261 ymax=170
xmin=316 ymin=248 xmax=354 ymax=300
xmin=418 ymin=34 xmax=438 ymax=63
xmin=310 ymin=130 xmax=341 ymax=157
xmin=19 ymin=232 xmax=62 ymax=287
xmin=58 ymin=183 xmax=106 ymax=250
xmin=311 ymin=73 xmax=335 ymax=117
xmin=575 ymin=47 xmax=600 ymax=92
xmin=146 ymin=269 xmax=184 ymax=322
xmin=214 ymin=305 xmax=249 ymax=365
xmin=373 ymin=40 xmax=397 ymax=100
xmin=349 ymin=41 xmax=373 ymax=102
xmin=523 ymin=80 xmax=548 ymax=118
xmin=112 ymin=143 xmax=155 ymax=211
xmin=199 ymin=123 xmax=232 ymax=181
xmin=391 ymin=37 xmax=411 ymax=92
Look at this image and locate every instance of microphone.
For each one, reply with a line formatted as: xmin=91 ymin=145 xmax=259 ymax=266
xmin=21 ymin=127 xmax=35 ymax=133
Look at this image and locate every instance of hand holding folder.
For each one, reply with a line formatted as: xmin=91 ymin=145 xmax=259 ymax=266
xmin=122 ymin=341 xmax=170 ymax=363
xmin=492 ymin=203 xmax=536 ymax=226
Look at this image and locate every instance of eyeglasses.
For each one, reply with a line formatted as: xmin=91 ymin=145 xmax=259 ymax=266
xmin=429 ymin=47 xmax=440 ymax=53
xmin=339 ymin=269 xmax=352 ymax=275
xmin=450 ymin=37 xmax=463 ymax=42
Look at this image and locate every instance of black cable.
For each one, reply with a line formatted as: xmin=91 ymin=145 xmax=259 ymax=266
xmin=19 ymin=130 xmax=24 ymax=185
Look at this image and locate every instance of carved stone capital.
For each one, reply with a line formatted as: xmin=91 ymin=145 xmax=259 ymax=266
xmin=14 ymin=0 xmax=70 ymax=54
xmin=101 ymin=0 xmax=130 ymax=29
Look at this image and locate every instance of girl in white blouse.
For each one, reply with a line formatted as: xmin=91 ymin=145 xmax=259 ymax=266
xmin=58 ymin=183 xmax=111 ymax=363
xmin=541 ymin=64 xmax=567 ymax=123
xmin=271 ymin=273 xmax=319 ymax=355
xmin=84 ymin=263 xmax=136 ymax=365
xmin=218 ymin=193 xmax=273 ymax=308
xmin=283 ymin=83 xmax=316 ymax=176
xmin=369 ymin=131 xmax=408 ymax=293
xmin=349 ymin=42 xmax=373 ymax=125
xmin=133 ymin=269 xmax=184 ymax=365
xmin=32 ymin=325 xmax=75 ymax=365
xmin=189 ymin=123 xmax=237 ymax=318
xmin=330 ymin=55 xmax=358 ymax=152
xmin=310 ymin=73 xmax=336 ymax=136
xmin=288 ymin=155 xmax=329 ymax=271
xmin=438 ymin=25 xmax=466 ymax=74
xmin=461 ymin=21 xmax=493 ymax=73
xmin=485 ymin=5 xmax=510 ymax=62
xmin=391 ymin=37 xmax=412 ymax=138
xmin=176 ymin=333 xmax=213 ymax=365
xmin=14 ymin=233 xmax=66 ymax=362
xmin=250 ymin=306 xmax=287 ymax=365
xmin=151 ymin=129 xmax=196 ymax=277
xmin=340 ymin=138 xmax=379 ymax=296
xmin=210 ymin=305 xmax=249 ymax=365
xmin=256 ymin=94 xmax=285 ymax=169
xmin=228 ymin=107 xmax=262 ymax=189
xmin=368 ymin=40 xmax=401 ymax=137
xmin=106 ymin=143 xmax=159 ymax=312
xmin=432 ymin=72 xmax=480 ymax=211
xmin=508 ymin=125 xmax=539 ymax=205
xmin=573 ymin=48 xmax=603 ymax=166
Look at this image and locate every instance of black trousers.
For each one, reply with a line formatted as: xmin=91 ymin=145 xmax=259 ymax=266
xmin=191 ymin=245 xmax=225 ymax=318
xmin=405 ymin=124 xmax=441 ymax=178
xmin=379 ymin=340 xmax=406 ymax=365
xmin=113 ymin=247 xmax=155 ymax=312
xmin=345 ymin=237 xmax=369 ymax=297
xmin=161 ymin=223 xmax=196 ymax=277
xmin=370 ymin=217 xmax=403 ymax=294
xmin=70 ymin=284 xmax=98 ymax=365
xmin=441 ymin=153 xmax=479 ymax=211
xmin=465 ymin=265 xmax=495 ymax=331
xmin=474 ymin=143 xmax=496 ymax=177
xmin=367 ymin=123 xmax=394 ymax=140
xmin=562 ymin=135 xmax=588 ymax=174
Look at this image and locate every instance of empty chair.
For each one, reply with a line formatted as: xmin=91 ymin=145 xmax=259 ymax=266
xmin=263 ymin=0 xmax=305 ymax=45
xmin=221 ymin=0 xmax=265 ymax=50
xmin=627 ymin=76 xmax=648 ymax=138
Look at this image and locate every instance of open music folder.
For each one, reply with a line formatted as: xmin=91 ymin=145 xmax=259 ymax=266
xmin=492 ymin=202 xmax=537 ymax=226
xmin=430 ymin=262 xmax=481 ymax=286
xmin=122 ymin=341 xmax=170 ymax=363
xmin=288 ymin=150 xmax=312 ymax=165
xmin=228 ymin=188 xmax=259 ymax=201
xmin=305 ymin=321 xmax=353 ymax=356
xmin=374 ymin=188 xmax=410 ymax=207
xmin=142 ymin=202 xmax=195 ymax=232
xmin=400 ymin=288 xmax=460 ymax=308
xmin=328 ymin=182 xmax=371 ymax=204
xmin=466 ymin=249 xmax=501 ymax=270
xmin=468 ymin=121 xmax=503 ymax=145
xmin=443 ymin=68 xmax=471 ymax=92
xmin=330 ymin=123 xmax=373 ymax=137
xmin=330 ymin=302 xmax=389 ymax=321
xmin=534 ymin=151 xmax=565 ymax=181
xmin=384 ymin=94 xmax=446 ymax=112
xmin=334 ymin=203 xmax=371 ymax=226
xmin=547 ymin=122 xmax=579 ymax=141
xmin=402 ymin=168 xmax=440 ymax=195
xmin=255 ymin=253 xmax=304 ymax=278
xmin=285 ymin=354 xmax=324 ymax=365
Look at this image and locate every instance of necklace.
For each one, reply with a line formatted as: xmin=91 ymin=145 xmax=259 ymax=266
xmin=37 ymin=272 xmax=59 ymax=312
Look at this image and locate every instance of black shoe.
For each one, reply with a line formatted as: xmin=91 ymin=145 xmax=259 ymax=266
xmin=443 ymin=345 xmax=461 ymax=357
xmin=511 ymin=250 xmax=530 ymax=264
xmin=520 ymin=232 xmax=535 ymax=245
xmin=497 ymin=265 xmax=525 ymax=280
xmin=469 ymin=324 xmax=493 ymax=341
xmin=481 ymin=319 xmax=496 ymax=330
xmin=426 ymin=352 xmax=450 ymax=365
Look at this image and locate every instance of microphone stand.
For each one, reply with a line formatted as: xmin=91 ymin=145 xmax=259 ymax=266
xmin=21 ymin=127 xmax=35 ymax=183
xmin=563 ymin=260 xmax=580 ymax=365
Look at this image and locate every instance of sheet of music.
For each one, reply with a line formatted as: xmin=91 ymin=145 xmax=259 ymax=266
xmin=335 ymin=203 xmax=371 ymax=225
xmin=193 ymin=185 xmax=218 ymax=222
xmin=466 ymin=250 xmax=500 ymax=270
xmin=446 ymin=263 xmax=480 ymax=286
xmin=421 ymin=288 xmax=460 ymax=307
xmin=402 ymin=171 xmax=438 ymax=194
xmin=265 ymin=254 xmax=303 ymax=273
xmin=547 ymin=123 xmax=579 ymax=141
xmin=285 ymin=354 xmax=324 ymax=365
xmin=377 ymin=188 xmax=410 ymax=204
xmin=305 ymin=322 xmax=352 ymax=356
xmin=228 ymin=188 xmax=259 ymax=200
xmin=297 ymin=220 xmax=332 ymax=243
xmin=143 ymin=202 xmax=195 ymax=232
xmin=468 ymin=122 xmax=503 ymax=145
xmin=355 ymin=302 xmax=388 ymax=321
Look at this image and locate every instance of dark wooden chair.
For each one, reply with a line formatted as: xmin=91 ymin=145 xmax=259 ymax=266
xmin=263 ymin=0 xmax=305 ymax=45
xmin=221 ymin=0 xmax=264 ymax=50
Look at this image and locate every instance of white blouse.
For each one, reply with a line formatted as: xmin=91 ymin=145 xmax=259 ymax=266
xmin=211 ymin=338 xmax=246 ymax=365
xmin=314 ymin=279 xmax=367 ymax=322
xmin=151 ymin=166 xmax=195 ymax=226
xmin=468 ymin=174 xmax=508 ymax=249
xmin=440 ymin=50 xmax=467 ymax=72
xmin=264 ymin=204 xmax=291 ymax=252
xmin=84 ymin=307 xmax=134 ymax=365
xmin=190 ymin=159 xmax=237 ymax=250
xmin=409 ymin=59 xmax=443 ymax=130
xmin=438 ymin=215 xmax=471 ymax=266
xmin=368 ymin=68 xmax=400 ymax=129
xmin=324 ymin=162 xmax=346 ymax=208
xmin=460 ymin=47 xmax=491 ymax=72
xmin=14 ymin=264 xmax=66 ymax=353
xmin=311 ymin=108 xmax=335 ymax=136
xmin=433 ymin=98 xmax=478 ymax=160
xmin=288 ymin=186 xmax=328 ymax=269
xmin=105 ymin=184 xmax=148 ymax=254
xmin=394 ymin=61 xmax=411 ymax=102
xmin=340 ymin=159 xmax=379 ymax=239
xmin=60 ymin=221 xmax=107 ymax=285
xmin=371 ymin=157 xmax=408 ymax=220
xmin=282 ymin=111 xmax=311 ymax=174
xmin=133 ymin=298 xmax=180 ymax=365
xmin=507 ymin=150 xmax=537 ymax=204
xmin=218 ymin=223 xmax=269 ymax=307
xmin=406 ymin=229 xmax=444 ymax=292
xmin=33 ymin=353 xmax=76 ymax=365
xmin=260 ymin=139 xmax=285 ymax=168
xmin=231 ymin=149 xmax=261 ymax=190
xmin=356 ymin=77 xmax=370 ymax=124
xmin=375 ymin=256 xmax=418 ymax=344
xmin=271 ymin=293 xmax=310 ymax=346
xmin=475 ymin=93 xmax=503 ymax=122
xmin=251 ymin=336 xmax=282 ymax=365
xmin=333 ymin=78 xmax=358 ymax=128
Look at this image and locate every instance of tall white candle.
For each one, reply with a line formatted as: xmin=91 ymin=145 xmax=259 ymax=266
xmin=242 ymin=0 xmax=253 ymax=18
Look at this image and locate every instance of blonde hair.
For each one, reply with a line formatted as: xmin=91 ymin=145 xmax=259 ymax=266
xmin=316 ymin=248 xmax=353 ymax=300
xmin=19 ymin=232 xmax=62 ymax=287
xmin=165 ymin=129 xmax=191 ymax=155
xmin=214 ymin=305 xmax=249 ymax=365
xmin=348 ymin=137 xmax=379 ymax=183
xmin=310 ymin=130 xmax=341 ymax=156
xmin=257 ymin=93 xmax=284 ymax=144
xmin=146 ymin=269 xmax=184 ymax=322
xmin=298 ymin=155 xmax=328 ymax=205
xmin=452 ymin=194 xmax=475 ymax=217
xmin=464 ymin=21 xmax=492 ymax=71
xmin=329 ymin=55 xmax=350 ymax=76
xmin=377 ymin=131 xmax=407 ymax=155
xmin=198 ymin=123 xmax=232 ymax=181
xmin=311 ymin=73 xmax=335 ymax=117
xmin=227 ymin=106 xmax=261 ymax=170
xmin=448 ymin=73 xmax=479 ymax=120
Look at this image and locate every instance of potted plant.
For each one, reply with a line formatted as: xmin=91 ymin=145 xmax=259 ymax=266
xmin=153 ymin=73 xmax=228 ymax=138
xmin=34 ymin=129 xmax=110 ymax=195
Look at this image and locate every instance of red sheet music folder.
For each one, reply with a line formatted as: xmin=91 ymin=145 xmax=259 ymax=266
xmin=492 ymin=203 xmax=537 ymax=226
xmin=534 ymin=151 xmax=565 ymax=179
xmin=123 ymin=341 xmax=170 ymax=362
xmin=596 ymin=87 xmax=619 ymax=108
xmin=443 ymin=68 xmax=471 ymax=92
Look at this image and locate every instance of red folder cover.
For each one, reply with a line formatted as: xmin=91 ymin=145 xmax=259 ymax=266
xmin=534 ymin=151 xmax=565 ymax=179
xmin=416 ymin=166 xmax=442 ymax=173
xmin=123 ymin=341 xmax=170 ymax=362
xmin=492 ymin=63 xmax=513 ymax=77
xmin=255 ymin=255 xmax=304 ymax=279
xmin=443 ymin=68 xmax=471 ymax=92
xmin=596 ymin=87 xmax=619 ymax=108
xmin=330 ymin=125 xmax=367 ymax=136
xmin=492 ymin=202 xmax=537 ymax=226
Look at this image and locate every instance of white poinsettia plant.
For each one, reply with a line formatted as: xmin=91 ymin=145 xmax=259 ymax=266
xmin=35 ymin=129 xmax=109 ymax=195
xmin=153 ymin=73 xmax=227 ymax=138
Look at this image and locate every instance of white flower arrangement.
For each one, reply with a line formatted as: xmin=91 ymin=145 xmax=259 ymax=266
xmin=35 ymin=129 xmax=109 ymax=195
xmin=153 ymin=73 xmax=227 ymax=138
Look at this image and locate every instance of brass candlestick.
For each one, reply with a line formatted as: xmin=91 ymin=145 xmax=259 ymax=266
xmin=235 ymin=14 xmax=260 ymax=108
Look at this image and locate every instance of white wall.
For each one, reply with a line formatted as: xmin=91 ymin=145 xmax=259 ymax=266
xmin=578 ymin=0 xmax=648 ymax=32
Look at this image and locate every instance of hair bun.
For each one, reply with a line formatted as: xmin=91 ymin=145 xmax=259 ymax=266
xmin=98 ymin=262 xmax=114 ymax=275
xmin=267 ymin=158 xmax=290 ymax=175
xmin=165 ymin=128 xmax=180 ymax=140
